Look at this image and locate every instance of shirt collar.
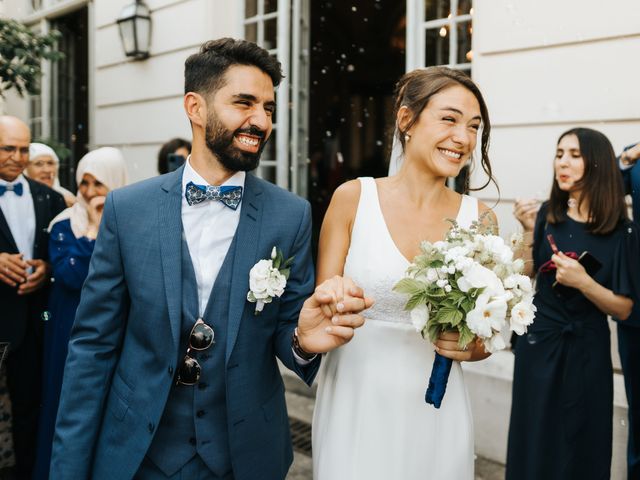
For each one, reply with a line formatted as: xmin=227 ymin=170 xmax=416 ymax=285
xmin=0 ymin=174 xmax=30 ymax=194
xmin=181 ymin=156 xmax=246 ymax=192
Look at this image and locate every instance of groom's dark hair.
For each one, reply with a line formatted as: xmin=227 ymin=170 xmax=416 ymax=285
xmin=184 ymin=38 xmax=283 ymax=96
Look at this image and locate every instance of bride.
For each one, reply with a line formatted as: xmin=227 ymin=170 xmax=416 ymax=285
xmin=312 ymin=67 xmax=498 ymax=479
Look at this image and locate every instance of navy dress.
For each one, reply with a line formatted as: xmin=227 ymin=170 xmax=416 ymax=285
xmin=506 ymin=204 xmax=640 ymax=480
xmin=34 ymin=219 xmax=94 ymax=479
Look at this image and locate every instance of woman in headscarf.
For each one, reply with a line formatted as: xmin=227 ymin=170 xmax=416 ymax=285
xmin=34 ymin=147 xmax=128 ymax=479
xmin=25 ymin=143 xmax=76 ymax=207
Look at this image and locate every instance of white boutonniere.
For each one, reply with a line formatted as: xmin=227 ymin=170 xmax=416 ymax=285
xmin=247 ymin=247 xmax=294 ymax=314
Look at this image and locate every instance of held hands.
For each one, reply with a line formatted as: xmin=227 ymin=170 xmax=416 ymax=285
xmin=552 ymin=251 xmax=592 ymax=291
xmin=297 ymin=275 xmax=374 ymax=354
xmin=513 ymin=199 xmax=540 ymax=232
xmin=0 ymin=252 xmax=50 ymax=294
xmin=18 ymin=259 xmax=50 ymax=295
xmin=0 ymin=252 xmax=28 ymax=287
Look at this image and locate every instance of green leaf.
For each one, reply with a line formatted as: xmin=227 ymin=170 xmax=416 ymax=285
xmin=284 ymin=256 xmax=295 ymax=268
xmin=426 ymin=320 xmax=442 ymax=343
xmin=393 ymin=278 xmax=425 ymax=296
xmin=405 ymin=292 xmax=427 ymax=311
xmin=457 ymin=323 xmax=475 ymax=348
xmin=280 ymin=268 xmax=291 ymax=280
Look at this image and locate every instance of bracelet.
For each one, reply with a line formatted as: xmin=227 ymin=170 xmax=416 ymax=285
xmin=292 ymin=328 xmax=316 ymax=361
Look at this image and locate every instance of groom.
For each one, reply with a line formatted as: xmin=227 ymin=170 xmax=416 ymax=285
xmin=50 ymin=38 xmax=370 ymax=479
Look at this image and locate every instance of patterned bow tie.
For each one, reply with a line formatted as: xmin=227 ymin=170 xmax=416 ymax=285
xmin=0 ymin=183 xmax=23 ymax=197
xmin=185 ymin=181 xmax=243 ymax=210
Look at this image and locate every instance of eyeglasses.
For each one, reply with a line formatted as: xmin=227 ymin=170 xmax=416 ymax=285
xmin=176 ymin=318 xmax=215 ymax=385
xmin=0 ymin=146 xmax=30 ymax=156
xmin=29 ymin=159 xmax=57 ymax=168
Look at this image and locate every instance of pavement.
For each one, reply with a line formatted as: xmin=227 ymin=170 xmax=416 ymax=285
xmin=282 ymin=369 xmax=505 ymax=480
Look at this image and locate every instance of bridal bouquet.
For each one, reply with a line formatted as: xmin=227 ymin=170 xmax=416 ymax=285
xmin=393 ymin=218 xmax=536 ymax=408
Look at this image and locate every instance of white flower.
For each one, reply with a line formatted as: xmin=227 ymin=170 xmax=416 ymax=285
xmin=444 ymin=284 xmax=452 ymax=293
xmin=482 ymin=235 xmax=513 ymax=263
xmin=444 ymin=246 xmax=470 ymax=264
xmin=454 ymin=256 xmax=474 ymax=273
xmin=484 ymin=332 xmax=507 ymax=353
xmin=266 ymin=272 xmax=287 ymax=297
xmin=510 ymin=301 xmax=536 ymax=335
xmin=249 ymin=259 xmax=272 ymax=297
xmin=457 ymin=263 xmax=504 ymax=295
xmin=436 ymin=279 xmax=448 ymax=288
xmin=466 ymin=293 xmax=508 ymax=338
xmin=410 ymin=304 xmax=429 ymax=332
xmin=503 ymin=274 xmax=533 ymax=294
xmin=247 ymin=249 xmax=292 ymax=314
xmin=512 ymin=258 xmax=525 ymax=273
xmin=426 ymin=268 xmax=439 ymax=282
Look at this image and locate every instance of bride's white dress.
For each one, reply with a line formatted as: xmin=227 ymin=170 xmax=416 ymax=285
xmin=312 ymin=177 xmax=478 ymax=480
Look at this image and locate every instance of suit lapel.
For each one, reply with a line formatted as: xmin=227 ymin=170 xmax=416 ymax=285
xmin=226 ymin=174 xmax=264 ymax=363
xmin=0 ymin=207 xmax=18 ymax=253
xmin=158 ymin=168 xmax=185 ymax=349
xmin=28 ymin=179 xmax=49 ymax=257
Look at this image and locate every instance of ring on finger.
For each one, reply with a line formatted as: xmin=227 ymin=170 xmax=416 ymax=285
xmin=461 ymin=344 xmax=468 ymax=352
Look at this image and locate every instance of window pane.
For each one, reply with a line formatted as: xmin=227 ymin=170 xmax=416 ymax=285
xmin=458 ymin=0 xmax=472 ymax=15
xmin=264 ymin=17 xmax=277 ymax=50
xmin=457 ymin=21 xmax=473 ymax=64
xmin=260 ymin=165 xmax=277 ymax=184
xmin=245 ymin=0 xmax=258 ymax=17
xmin=244 ymin=22 xmax=257 ymax=43
xmin=425 ymin=0 xmax=450 ymax=20
xmin=264 ymin=134 xmax=276 ymax=161
xmin=264 ymin=0 xmax=277 ymax=14
xmin=425 ymin=26 xmax=450 ymax=66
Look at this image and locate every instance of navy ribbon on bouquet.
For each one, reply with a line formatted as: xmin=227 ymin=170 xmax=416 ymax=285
xmin=425 ymin=352 xmax=453 ymax=408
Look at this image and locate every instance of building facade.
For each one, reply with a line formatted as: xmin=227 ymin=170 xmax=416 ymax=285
xmin=1 ymin=0 xmax=639 ymax=476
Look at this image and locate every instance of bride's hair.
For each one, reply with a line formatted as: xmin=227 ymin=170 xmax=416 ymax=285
xmin=392 ymin=67 xmax=496 ymax=193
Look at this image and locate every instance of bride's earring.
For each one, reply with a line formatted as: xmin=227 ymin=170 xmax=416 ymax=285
xmin=405 ymin=133 xmax=411 ymax=142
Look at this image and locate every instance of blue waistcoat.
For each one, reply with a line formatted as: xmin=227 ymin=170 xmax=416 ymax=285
xmin=146 ymin=232 xmax=236 ymax=477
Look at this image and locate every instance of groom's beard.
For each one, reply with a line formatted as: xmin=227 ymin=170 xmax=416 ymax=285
xmin=205 ymin=115 xmax=268 ymax=172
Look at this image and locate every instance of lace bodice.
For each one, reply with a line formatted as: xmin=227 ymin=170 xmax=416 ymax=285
xmin=344 ymin=177 xmax=478 ymax=326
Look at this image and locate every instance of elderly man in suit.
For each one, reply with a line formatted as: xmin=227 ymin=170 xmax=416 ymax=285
xmin=51 ymin=38 xmax=371 ymax=480
xmin=619 ymin=141 xmax=640 ymax=479
xmin=0 ymin=115 xmax=65 ymax=477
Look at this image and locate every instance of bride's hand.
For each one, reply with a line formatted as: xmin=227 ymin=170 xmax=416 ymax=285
xmin=297 ymin=275 xmax=374 ymax=354
xmin=434 ymin=331 xmax=488 ymax=362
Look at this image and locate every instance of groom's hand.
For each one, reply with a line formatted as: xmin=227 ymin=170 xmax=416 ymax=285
xmin=297 ymin=275 xmax=374 ymax=354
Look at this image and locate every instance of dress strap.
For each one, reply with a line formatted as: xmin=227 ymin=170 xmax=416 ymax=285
xmin=456 ymin=195 xmax=479 ymax=229
xmin=350 ymin=177 xmax=381 ymax=244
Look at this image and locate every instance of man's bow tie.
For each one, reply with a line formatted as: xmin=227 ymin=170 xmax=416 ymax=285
xmin=185 ymin=181 xmax=243 ymax=210
xmin=0 ymin=183 xmax=23 ymax=197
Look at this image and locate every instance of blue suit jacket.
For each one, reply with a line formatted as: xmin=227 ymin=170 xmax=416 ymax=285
xmin=621 ymin=143 xmax=640 ymax=327
xmin=50 ymin=167 xmax=320 ymax=479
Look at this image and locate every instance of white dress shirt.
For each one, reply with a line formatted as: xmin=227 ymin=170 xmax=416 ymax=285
xmin=181 ymin=159 xmax=245 ymax=316
xmin=0 ymin=174 xmax=36 ymax=260
xmin=181 ymin=159 xmax=314 ymax=364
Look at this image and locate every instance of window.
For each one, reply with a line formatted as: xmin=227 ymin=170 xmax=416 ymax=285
xmin=423 ymin=0 xmax=472 ymax=72
xmin=243 ymin=0 xmax=282 ymax=185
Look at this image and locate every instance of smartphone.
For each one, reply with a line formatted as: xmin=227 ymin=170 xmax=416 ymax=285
xmin=552 ymin=251 xmax=603 ymax=297
xmin=167 ymin=153 xmax=186 ymax=172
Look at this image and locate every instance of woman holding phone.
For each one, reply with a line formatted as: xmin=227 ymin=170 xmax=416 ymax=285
xmin=507 ymin=127 xmax=640 ymax=479
xmin=34 ymin=147 xmax=128 ymax=479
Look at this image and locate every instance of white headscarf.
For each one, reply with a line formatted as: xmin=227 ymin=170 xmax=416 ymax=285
xmin=26 ymin=142 xmax=75 ymax=198
xmin=49 ymin=147 xmax=129 ymax=237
